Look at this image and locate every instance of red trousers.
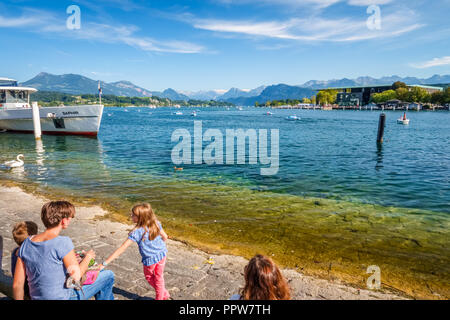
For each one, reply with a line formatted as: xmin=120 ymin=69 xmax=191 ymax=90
xmin=143 ymin=257 xmax=169 ymax=300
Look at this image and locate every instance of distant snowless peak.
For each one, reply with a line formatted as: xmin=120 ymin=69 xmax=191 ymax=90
xmin=214 ymin=89 xmax=228 ymax=94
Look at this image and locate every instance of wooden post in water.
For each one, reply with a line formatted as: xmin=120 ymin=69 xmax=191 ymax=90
xmin=377 ymin=113 xmax=386 ymax=144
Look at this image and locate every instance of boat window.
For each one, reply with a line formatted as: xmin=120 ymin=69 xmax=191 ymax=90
xmin=6 ymin=90 xmax=28 ymax=103
xmin=18 ymin=91 xmax=28 ymax=102
xmin=0 ymin=91 xmax=5 ymax=103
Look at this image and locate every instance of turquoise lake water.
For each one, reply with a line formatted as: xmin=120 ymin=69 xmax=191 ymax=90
xmin=1 ymin=107 xmax=449 ymax=298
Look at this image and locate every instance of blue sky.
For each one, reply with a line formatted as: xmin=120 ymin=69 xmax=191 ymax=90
xmin=0 ymin=0 xmax=449 ymax=91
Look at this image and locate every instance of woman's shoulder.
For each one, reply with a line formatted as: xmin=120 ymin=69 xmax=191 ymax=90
xmin=54 ymin=235 xmax=73 ymax=245
xmin=47 ymin=236 xmax=74 ymax=253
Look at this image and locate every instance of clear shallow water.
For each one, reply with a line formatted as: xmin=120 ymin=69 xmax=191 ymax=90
xmin=1 ymin=107 xmax=449 ymax=298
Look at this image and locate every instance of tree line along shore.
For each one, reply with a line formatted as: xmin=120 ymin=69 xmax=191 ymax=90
xmin=30 ymin=91 xmax=233 ymax=108
xmin=257 ymin=82 xmax=450 ymax=108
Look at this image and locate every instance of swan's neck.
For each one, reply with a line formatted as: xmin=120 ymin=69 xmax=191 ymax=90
xmin=17 ymin=155 xmax=24 ymax=161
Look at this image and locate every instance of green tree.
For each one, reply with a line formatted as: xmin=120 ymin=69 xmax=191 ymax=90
xmin=445 ymin=87 xmax=450 ymax=104
xmin=392 ymin=81 xmax=407 ymax=90
xmin=409 ymin=87 xmax=430 ymax=103
xmin=316 ymin=89 xmax=338 ymax=105
xmin=431 ymin=91 xmax=444 ymax=105
xmin=371 ymin=90 xmax=397 ymax=103
xmin=395 ymin=87 xmax=410 ymax=102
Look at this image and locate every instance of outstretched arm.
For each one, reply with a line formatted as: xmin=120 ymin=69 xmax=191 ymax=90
xmin=12 ymin=257 xmax=26 ymax=300
xmin=160 ymin=229 xmax=168 ymax=241
xmin=100 ymin=239 xmax=133 ymax=269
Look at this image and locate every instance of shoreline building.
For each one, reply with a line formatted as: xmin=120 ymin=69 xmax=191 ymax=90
xmin=321 ymin=84 xmax=444 ymax=106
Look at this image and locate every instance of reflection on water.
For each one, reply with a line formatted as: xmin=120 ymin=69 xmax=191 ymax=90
xmin=35 ymin=139 xmax=45 ymax=168
xmin=8 ymin=166 xmax=25 ymax=179
xmin=0 ymin=133 xmax=110 ymax=186
xmin=375 ymin=143 xmax=384 ymax=170
xmin=0 ymin=108 xmax=449 ymax=299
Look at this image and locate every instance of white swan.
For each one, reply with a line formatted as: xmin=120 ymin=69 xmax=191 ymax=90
xmin=4 ymin=154 xmax=24 ymax=168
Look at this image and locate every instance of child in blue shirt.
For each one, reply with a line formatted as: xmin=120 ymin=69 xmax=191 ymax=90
xmin=100 ymin=203 xmax=170 ymax=300
xmin=11 ymin=221 xmax=38 ymax=299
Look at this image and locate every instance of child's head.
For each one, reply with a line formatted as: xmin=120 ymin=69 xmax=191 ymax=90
xmin=131 ymin=203 xmax=159 ymax=241
xmin=41 ymin=201 xmax=75 ymax=229
xmin=241 ymin=254 xmax=291 ymax=300
xmin=12 ymin=221 xmax=38 ymax=246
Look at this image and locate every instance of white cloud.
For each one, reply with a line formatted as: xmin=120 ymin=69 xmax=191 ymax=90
xmin=347 ymin=0 xmax=393 ymax=5
xmin=0 ymin=16 xmax=40 ymax=27
xmin=216 ymin=0 xmax=392 ymax=8
xmin=0 ymin=9 xmax=205 ymax=54
xmin=194 ymin=20 xmax=299 ymax=39
xmin=192 ymin=9 xmax=423 ymax=42
xmin=216 ymin=0 xmax=341 ymax=9
xmin=0 ymin=8 xmax=54 ymax=27
xmin=411 ymin=56 xmax=450 ymax=69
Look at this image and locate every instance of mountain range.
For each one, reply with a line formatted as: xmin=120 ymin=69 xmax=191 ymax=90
xmin=300 ymin=74 xmax=450 ymax=89
xmin=21 ymin=72 xmax=450 ymax=105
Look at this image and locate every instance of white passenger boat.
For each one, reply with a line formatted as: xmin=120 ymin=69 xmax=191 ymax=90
xmin=0 ymin=78 xmax=104 ymax=136
xmin=286 ymin=115 xmax=300 ymax=121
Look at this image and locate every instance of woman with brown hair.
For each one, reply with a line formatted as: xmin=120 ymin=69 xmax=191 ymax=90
xmin=231 ymin=254 xmax=291 ymax=300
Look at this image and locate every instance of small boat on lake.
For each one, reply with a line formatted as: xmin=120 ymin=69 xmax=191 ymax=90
xmin=286 ymin=115 xmax=300 ymax=121
xmin=191 ymin=111 xmax=197 ymax=117
xmin=397 ymin=113 xmax=410 ymax=125
xmin=266 ymin=111 xmax=273 ymax=115
xmin=173 ymin=111 xmax=183 ymax=115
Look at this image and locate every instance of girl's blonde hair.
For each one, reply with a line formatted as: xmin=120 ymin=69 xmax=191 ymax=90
xmin=131 ymin=203 xmax=160 ymax=241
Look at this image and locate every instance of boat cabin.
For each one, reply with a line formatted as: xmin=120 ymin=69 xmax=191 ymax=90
xmin=0 ymin=77 xmax=37 ymax=110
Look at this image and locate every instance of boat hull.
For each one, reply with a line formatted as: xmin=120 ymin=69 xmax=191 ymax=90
xmin=397 ymin=119 xmax=410 ymax=125
xmin=0 ymin=105 xmax=104 ymax=136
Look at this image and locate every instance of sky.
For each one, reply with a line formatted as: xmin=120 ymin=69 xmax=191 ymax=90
xmin=0 ymin=0 xmax=449 ymax=92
